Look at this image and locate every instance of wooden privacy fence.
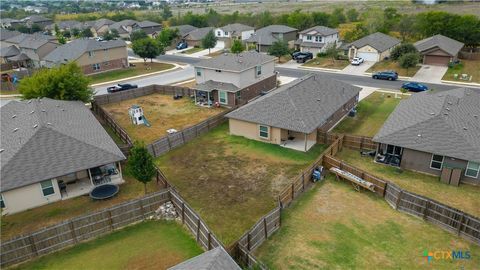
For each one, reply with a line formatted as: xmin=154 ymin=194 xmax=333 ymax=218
xmin=323 ymin=155 xmax=480 ymax=245
xmin=91 ymin=102 xmax=133 ymax=146
xmin=340 ymin=134 xmax=377 ymax=151
xmin=1 ymin=190 xmax=171 ymax=267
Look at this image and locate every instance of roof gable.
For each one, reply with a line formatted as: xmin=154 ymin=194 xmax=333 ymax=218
xmin=350 ymin=32 xmax=400 ymax=52
xmin=414 ymin=34 xmax=464 ymax=56
xmin=194 ymin=51 xmax=275 ymax=72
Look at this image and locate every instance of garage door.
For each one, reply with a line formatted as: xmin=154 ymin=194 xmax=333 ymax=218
xmin=424 ymin=55 xmax=450 ymax=66
xmin=357 ymin=52 xmax=378 ymax=62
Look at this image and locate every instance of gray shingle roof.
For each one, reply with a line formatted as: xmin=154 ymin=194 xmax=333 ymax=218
xmin=19 ymin=36 xmax=53 ymax=49
xmin=184 ymin=27 xmax=214 ymax=40
xmin=299 ymin=25 xmax=338 ymax=36
xmin=8 ymin=52 xmax=30 ymax=61
xmin=110 ymin=20 xmax=139 ymax=31
xmin=44 ymin=39 xmax=126 ymax=64
xmin=168 ymin=247 xmax=241 ymax=270
xmin=195 ymin=51 xmax=275 ymax=72
xmin=194 ymin=80 xmax=240 ymax=92
xmin=218 ymin=23 xmax=254 ymax=35
xmin=0 ymin=29 xmax=21 ymax=41
xmin=135 ymin=20 xmax=161 ymax=28
xmin=245 ymin=25 xmax=297 ymax=45
xmin=0 ymin=45 xmax=20 ymax=57
xmin=414 ymin=34 xmax=464 ymax=56
xmin=171 ymin=25 xmax=198 ymax=36
xmin=91 ymin=18 xmax=115 ymax=30
xmin=350 ymin=32 xmax=400 ymax=52
xmin=4 ymin=32 xmax=56 ymax=45
xmin=45 ymin=20 xmax=83 ymax=31
xmin=226 ymin=74 xmax=361 ymax=133
xmin=373 ymin=88 xmax=480 ymax=163
xmin=22 ymin=15 xmax=52 ymax=23
xmin=0 ymin=98 xmax=126 ymax=192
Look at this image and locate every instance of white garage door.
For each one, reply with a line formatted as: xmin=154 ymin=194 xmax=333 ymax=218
xmin=215 ymin=40 xmax=225 ymax=49
xmin=357 ymin=52 xmax=378 ymax=62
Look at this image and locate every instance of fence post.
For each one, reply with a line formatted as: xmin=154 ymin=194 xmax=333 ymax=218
xmin=395 ymin=190 xmax=403 ymax=210
xmin=139 ymin=200 xmax=146 ymax=219
xmin=263 ymin=218 xmax=268 ymax=239
xmin=29 ymin=235 xmax=39 ymax=256
xmin=278 ymin=195 xmax=283 ymax=209
xmin=291 ymin=183 xmax=294 ymax=201
xmin=196 ymin=218 xmax=201 ymax=242
xmin=302 ymin=173 xmax=305 ymax=191
xmin=207 ymin=232 xmax=211 ymax=250
xmin=247 ymin=233 xmax=251 ymax=251
xmin=422 ymin=200 xmax=430 ymax=220
xmin=456 ymin=214 xmax=464 ymax=236
xmin=69 ymin=221 xmax=78 ymax=243
xmin=107 ymin=210 xmax=114 ymax=231
xmin=182 ymin=203 xmax=185 ymax=224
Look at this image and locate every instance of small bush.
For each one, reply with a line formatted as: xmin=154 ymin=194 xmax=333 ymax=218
xmin=317 ymin=52 xmax=327 ymax=57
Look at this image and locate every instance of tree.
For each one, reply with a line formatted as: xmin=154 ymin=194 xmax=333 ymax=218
xmin=391 ymin=43 xmax=417 ymax=60
xmin=132 ymin=38 xmax=164 ymax=63
xmin=329 ymin=8 xmax=346 ymax=27
xmin=54 ymin=24 xmax=60 ymax=35
xmin=398 ymin=52 xmax=420 ymax=75
xmin=162 ymin=4 xmax=173 ymax=20
xmin=201 ymin=30 xmax=217 ymax=53
xmin=63 ymin=30 xmax=71 ymax=38
xmin=343 ymin=23 xmax=368 ymax=42
xmin=57 ymin=35 xmax=66 ymax=44
xmin=268 ymin=40 xmax=289 ymax=60
xmin=156 ymin=28 xmax=179 ymax=47
xmin=71 ymin=28 xmax=80 ymax=37
xmin=230 ymin=39 xmax=245 ymax=54
xmin=130 ymin=29 xmax=148 ymax=42
xmin=324 ymin=43 xmax=339 ymax=64
xmin=286 ymin=10 xmax=313 ymax=30
xmin=397 ymin=15 xmax=417 ymax=41
xmin=312 ymin=12 xmax=331 ymax=27
xmin=19 ymin=62 xmax=93 ymax=102
xmin=346 ymin=9 xmax=359 ymax=22
xmin=30 ymin=24 xmax=42 ymax=33
xmin=127 ymin=142 xmax=156 ymax=194
xmin=81 ymin=28 xmax=93 ymax=38
xmin=102 ymin=29 xmax=120 ymax=40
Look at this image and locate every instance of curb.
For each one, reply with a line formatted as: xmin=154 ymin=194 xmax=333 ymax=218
xmin=172 ymin=79 xmax=196 ymax=86
xmin=440 ymin=80 xmax=480 ymax=87
xmin=90 ymin=64 xmax=181 ymax=87
xmin=0 ymin=94 xmax=21 ymax=98
xmin=299 ymin=66 xmax=341 ymax=73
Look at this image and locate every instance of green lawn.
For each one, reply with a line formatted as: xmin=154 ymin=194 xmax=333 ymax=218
xmin=255 ymin=178 xmax=480 ymax=270
xmin=333 ymin=92 xmax=404 ymax=137
xmin=181 ymin=47 xmax=204 ymax=54
xmin=156 ymin=123 xmax=326 ymax=245
xmin=442 ymin=60 xmax=480 ymax=83
xmin=336 ymin=148 xmax=480 ymax=217
xmin=303 ymin=57 xmax=350 ymax=70
xmin=367 ymin=60 xmax=421 ymax=77
xmin=1 ymin=170 xmax=159 ymax=240
xmin=12 ymin=221 xmax=203 ymax=270
xmin=89 ymin=62 xmax=175 ymax=85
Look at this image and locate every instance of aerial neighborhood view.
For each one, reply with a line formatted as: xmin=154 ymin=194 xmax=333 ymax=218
xmin=1 ymin=0 xmax=480 ymax=269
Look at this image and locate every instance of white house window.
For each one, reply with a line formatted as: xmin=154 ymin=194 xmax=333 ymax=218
xmin=430 ymin=154 xmax=444 ymax=170
xmin=219 ymin=91 xmax=228 ymax=104
xmin=315 ymin=36 xmax=322 ymax=42
xmin=259 ymin=125 xmax=269 ymax=139
xmin=465 ymin=161 xmax=480 ymax=178
xmin=0 ymin=194 xmax=5 ymax=209
xmin=386 ymin=145 xmax=402 ymax=156
xmin=306 ymin=35 xmax=312 ymax=41
xmin=255 ymin=65 xmax=262 ymax=76
xmin=217 ymin=31 xmax=221 ymax=36
xmin=195 ymin=68 xmax=202 ymax=76
xmin=93 ymin=63 xmax=100 ymax=71
xmin=224 ymin=31 xmax=228 ymax=36
xmin=41 ymin=180 xmax=55 ymax=196
xmin=88 ymin=51 xmax=95 ymax=57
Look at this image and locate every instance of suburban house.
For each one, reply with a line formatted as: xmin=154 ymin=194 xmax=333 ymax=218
xmin=0 ymin=29 xmax=21 ymax=42
xmin=295 ymin=25 xmax=339 ymax=55
xmin=373 ymin=88 xmax=480 ymax=186
xmin=132 ymin=20 xmax=162 ymax=37
xmin=245 ymin=25 xmax=298 ymax=53
xmin=193 ymin=51 xmax=277 ymax=107
xmin=45 ymin=20 xmax=83 ymax=35
xmin=226 ymin=74 xmax=360 ymax=152
xmin=21 ymin=15 xmax=53 ymax=29
xmin=414 ymin=34 xmax=464 ymax=66
xmin=1 ymin=32 xmax=59 ymax=68
xmin=88 ymin=18 xmax=115 ymax=37
xmin=214 ymin=23 xmax=254 ymax=47
xmin=43 ymin=39 xmax=128 ymax=74
xmin=346 ymin=32 xmax=400 ymax=62
xmin=171 ymin=24 xmax=198 ymax=37
xmin=183 ymin=27 xmax=214 ymax=47
xmin=0 ymin=18 xmax=21 ymax=29
xmin=109 ymin=19 xmax=139 ymax=39
xmin=168 ymin=247 xmax=241 ymax=270
xmin=0 ymin=98 xmax=126 ymax=214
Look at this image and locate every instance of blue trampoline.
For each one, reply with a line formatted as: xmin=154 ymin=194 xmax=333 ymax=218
xmin=90 ymin=184 xmax=119 ymax=200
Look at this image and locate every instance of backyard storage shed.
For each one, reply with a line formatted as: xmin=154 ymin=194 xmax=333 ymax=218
xmin=373 ymin=88 xmax=480 ymax=186
xmin=0 ymin=98 xmax=126 ymax=214
xmin=226 ymin=74 xmax=360 ymax=152
xmin=414 ymin=34 xmax=464 ymax=66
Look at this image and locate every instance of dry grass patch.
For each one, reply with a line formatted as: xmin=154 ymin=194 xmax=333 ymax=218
xmin=156 ymin=123 xmax=326 ymax=245
xmin=303 ymin=57 xmax=350 ymax=70
xmin=255 ymin=178 xmax=480 ymax=269
xmin=336 ymin=148 xmax=480 ymax=217
xmin=102 ymin=93 xmax=225 ymax=143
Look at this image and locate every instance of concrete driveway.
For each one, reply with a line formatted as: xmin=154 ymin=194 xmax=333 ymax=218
xmin=340 ymin=61 xmax=376 ymax=75
xmin=410 ymin=65 xmax=448 ymax=83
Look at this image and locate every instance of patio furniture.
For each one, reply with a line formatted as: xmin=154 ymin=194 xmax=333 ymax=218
xmin=89 ymin=184 xmax=119 ymax=200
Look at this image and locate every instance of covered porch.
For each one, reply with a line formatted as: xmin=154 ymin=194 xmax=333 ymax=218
xmin=58 ymin=162 xmax=124 ymax=199
xmin=280 ymin=129 xmax=317 ymax=152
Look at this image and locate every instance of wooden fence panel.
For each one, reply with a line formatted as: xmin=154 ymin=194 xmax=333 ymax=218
xmin=0 ymin=236 xmax=36 ymax=266
xmin=110 ymin=201 xmax=144 ymax=229
xmin=72 ymin=210 xmax=112 ymax=242
xmin=31 ymin=222 xmax=74 ymax=256
xmin=167 ymin=132 xmax=185 ymax=149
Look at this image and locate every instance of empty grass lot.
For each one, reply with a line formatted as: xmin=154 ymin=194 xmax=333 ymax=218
xmin=11 ymin=221 xmax=203 ymax=270
xmin=156 ymin=123 xmax=326 ymax=245
xmin=443 ymin=60 xmax=480 ymax=83
xmin=89 ymin=62 xmax=175 ymax=85
xmin=333 ymin=91 xmax=404 ymax=137
xmin=336 ymin=148 xmax=480 ymax=217
xmin=102 ymin=94 xmax=226 ymax=144
xmin=367 ymin=60 xmax=421 ymax=77
xmin=255 ymin=178 xmax=480 ymax=270
xmin=303 ymin=57 xmax=350 ymax=70
xmin=1 ymin=170 xmax=158 ymax=240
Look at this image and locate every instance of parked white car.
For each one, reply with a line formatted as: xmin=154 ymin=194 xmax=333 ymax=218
xmin=351 ymin=57 xmax=364 ymax=66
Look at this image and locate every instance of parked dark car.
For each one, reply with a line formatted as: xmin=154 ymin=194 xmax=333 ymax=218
xmin=176 ymin=41 xmax=188 ymax=50
xmin=401 ymin=82 xmax=429 ymax=92
xmin=296 ymin=52 xmax=313 ymax=63
xmin=372 ymin=70 xmax=398 ymax=81
xmin=291 ymin=51 xmax=302 ymax=60
xmin=107 ymin=83 xmax=138 ymax=93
